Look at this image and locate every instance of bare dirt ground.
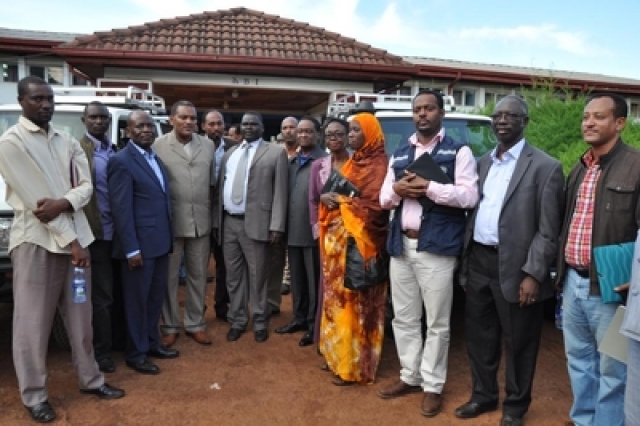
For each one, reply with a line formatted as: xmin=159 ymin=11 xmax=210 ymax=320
xmin=0 ymin=278 xmax=573 ymax=426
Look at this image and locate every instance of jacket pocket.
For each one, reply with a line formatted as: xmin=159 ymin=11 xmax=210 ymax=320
xmin=604 ymin=182 xmax=635 ymax=212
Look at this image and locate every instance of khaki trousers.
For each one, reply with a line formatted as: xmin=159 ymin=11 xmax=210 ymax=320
xmin=11 ymin=243 xmax=103 ymax=407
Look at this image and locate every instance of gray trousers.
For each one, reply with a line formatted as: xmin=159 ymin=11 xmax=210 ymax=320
xmin=11 ymin=243 xmax=103 ymax=407
xmin=267 ymin=241 xmax=286 ymax=311
xmin=161 ymin=235 xmax=210 ymax=334
xmin=223 ymin=216 xmax=270 ymax=331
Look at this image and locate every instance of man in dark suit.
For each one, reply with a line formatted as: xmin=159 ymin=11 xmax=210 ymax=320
xmin=108 ymin=110 xmax=178 ymax=375
xmin=202 ymin=109 xmax=235 ymax=321
xmin=212 ymin=111 xmax=288 ymax=343
xmin=275 ymin=116 xmax=326 ymax=346
xmin=454 ymin=95 xmax=564 ymax=426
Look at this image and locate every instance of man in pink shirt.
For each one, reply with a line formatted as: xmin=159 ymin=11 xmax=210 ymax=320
xmin=378 ymin=90 xmax=479 ymax=418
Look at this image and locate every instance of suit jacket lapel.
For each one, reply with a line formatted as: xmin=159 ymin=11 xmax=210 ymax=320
xmin=128 ymin=143 xmax=165 ymax=191
xmin=502 ymin=143 xmax=533 ymax=208
xmin=477 ymin=154 xmax=492 ymax=198
xmin=168 ymin=133 xmax=191 ymax=162
xmin=190 ymin=137 xmax=202 ymax=160
xmin=250 ymin=141 xmax=268 ymax=168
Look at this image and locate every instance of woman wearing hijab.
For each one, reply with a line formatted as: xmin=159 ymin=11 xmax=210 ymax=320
xmin=317 ymin=113 xmax=390 ymax=385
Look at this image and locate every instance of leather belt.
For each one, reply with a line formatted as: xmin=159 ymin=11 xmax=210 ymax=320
xmin=474 ymin=241 xmax=499 ymax=251
xmin=403 ymin=229 xmax=419 ymax=239
xmin=225 ymin=211 xmax=245 ymax=219
xmin=573 ymin=267 xmax=589 ymax=278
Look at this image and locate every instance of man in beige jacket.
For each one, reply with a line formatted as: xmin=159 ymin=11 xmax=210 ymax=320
xmin=155 ymin=100 xmax=216 ymax=347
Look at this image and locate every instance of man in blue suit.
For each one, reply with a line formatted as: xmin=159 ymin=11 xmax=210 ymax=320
xmin=108 ymin=110 xmax=178 ymax=375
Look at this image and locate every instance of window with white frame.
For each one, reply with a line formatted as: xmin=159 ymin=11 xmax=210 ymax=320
xmin=28 ymin=65 xmax=64 ymax=85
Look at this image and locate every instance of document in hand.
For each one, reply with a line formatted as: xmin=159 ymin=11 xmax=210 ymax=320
xmin=406 ymin=152 xmax=452 ymax=184
xmin=405 ymin=153 xmax=451 ymax=211
xmin=321 ymin=169 xmax=360 ymax=197
xmin=598 ymin=305 xmax=628 ymax=364
xmin=593 ymin=242 xmax=635 ymax=304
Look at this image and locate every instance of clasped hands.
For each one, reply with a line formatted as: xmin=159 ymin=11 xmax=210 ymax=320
xmin=393 ymin=171 xmax=430 ymax=199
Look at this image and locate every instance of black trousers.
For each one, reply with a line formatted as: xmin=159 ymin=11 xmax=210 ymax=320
xmin=288 ymin=245 xmax=320 ymax=332
xmin=89 ymin=240 xmax=116 ymax=360
xmin=464 ymin=242 xmax=544 ymax=418
xmin=212 ymin=236 xmax=229 ymax=317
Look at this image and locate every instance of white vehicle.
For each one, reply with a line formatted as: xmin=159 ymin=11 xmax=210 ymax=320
xmin=0 ymin=86 xmax=170 ymax=312
xmin=327 ymin=91 xmax=497 ymax=157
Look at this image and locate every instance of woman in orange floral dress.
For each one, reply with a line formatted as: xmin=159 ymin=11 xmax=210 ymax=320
xmin=318 ymin=113 xmax=390 ymax=385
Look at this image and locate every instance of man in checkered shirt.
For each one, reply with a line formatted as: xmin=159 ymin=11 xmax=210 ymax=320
xmin=556 ymin=93 xmax=640 ymax=426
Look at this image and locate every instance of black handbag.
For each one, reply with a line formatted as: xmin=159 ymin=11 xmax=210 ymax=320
xmin=344 ymin=237 xmax=389 ymax=291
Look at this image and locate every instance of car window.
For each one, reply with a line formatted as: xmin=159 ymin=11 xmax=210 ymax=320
xmin=377 ymin=116 xmax=496 ymax=158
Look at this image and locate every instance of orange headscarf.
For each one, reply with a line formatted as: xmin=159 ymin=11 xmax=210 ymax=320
xmin=336 ymin=113 xmax=389 ymax=261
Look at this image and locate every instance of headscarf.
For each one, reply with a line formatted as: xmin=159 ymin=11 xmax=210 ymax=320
xmin=334 ymin=113 xmax=389 ymax=262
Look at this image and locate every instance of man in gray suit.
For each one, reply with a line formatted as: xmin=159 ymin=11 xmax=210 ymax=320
xmin=213 ymin=111 xmax=288 ymax=343
xmin=454 ymin=95 xmax=564 ymax=426
xmin=155 ymin=100 xmax=216 ymax=347
xmin=275 ymin=116 xmax=327 ymax=346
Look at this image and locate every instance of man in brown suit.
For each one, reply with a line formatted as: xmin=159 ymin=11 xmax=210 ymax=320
xmin=155 ymin=100 xmax=216 ymax=346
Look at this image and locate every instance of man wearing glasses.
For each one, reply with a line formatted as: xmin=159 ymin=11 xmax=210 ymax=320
xmin=454 ymin=95 xmax=564 ymax=426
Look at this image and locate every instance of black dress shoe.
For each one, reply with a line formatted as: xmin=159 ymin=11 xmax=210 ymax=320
xmin=254 ymin=329 xmax=269 ymax=343
xmin=275 ymin=321 xmax=306 ymax=334
xmin=299 ymin=331 xmax=314 ymax=346
xmin=97 ymin=357 xmax=116 ymax=373
xmin=269 ymin=307 xmax=281 ymax=316
xmin=126 ymin=358 xmax=160 ymax=375
xmin=227 ymin=328 xmax=244 ymax=342
xmin=500 ymin=414 xmax=524 ymax=426
xmin=80 ymin=383 xmax=125 ymax=400
xmin=280 ymin=283 xmax=291 ymax=295
xmin=147 ymin=345 xmax=179 ymax=359
xmin=25 ymin=401 xmax=56 ymax=423
xmin=454 ymin=401 xmax=498 ymax=419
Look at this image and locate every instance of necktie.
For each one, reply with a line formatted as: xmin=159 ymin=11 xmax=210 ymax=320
xmin=231 ymin=143 xmax=249 ymax=204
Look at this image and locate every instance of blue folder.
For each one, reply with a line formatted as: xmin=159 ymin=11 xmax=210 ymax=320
xmin=593 ymin=242 xmax=635 ymax=304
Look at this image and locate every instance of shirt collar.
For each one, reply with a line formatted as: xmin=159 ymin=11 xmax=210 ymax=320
xmin=408 ymin=127 xmax=445 ymax=148
xmin=242 ymin=138 xmax=263 ymax=149
xmin=19 ymin=116 xmax=59 ymax=138
xmin=85 ymin=132 xmax=112 ymax=150
xmin=130 ymin=140 xmax=156 ymax=158
xmin=490 ymin=138 xmax=525 ymax=162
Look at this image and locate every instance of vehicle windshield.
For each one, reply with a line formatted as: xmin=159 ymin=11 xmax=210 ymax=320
xmin=0 ymin=110 xmax=100 ymax=141
xmin=379 ymin=116 xmax=498 ymax=157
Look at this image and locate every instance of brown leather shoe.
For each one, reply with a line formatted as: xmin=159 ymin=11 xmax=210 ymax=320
xmin=421 ymin=392 xmax=442 ymax=417
xmin=378 ymin=380 xmax=423 ymax=399
xmin=161 ymin=333 xmax=178 ymax=348
xmin=186 ymin=331 xmax=212 ymax=346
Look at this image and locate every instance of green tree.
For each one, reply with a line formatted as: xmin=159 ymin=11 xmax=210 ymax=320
xmin=475 ymin=84 xmax=640 ymax=174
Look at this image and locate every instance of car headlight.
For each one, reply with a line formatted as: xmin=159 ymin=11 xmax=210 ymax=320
xmin=0 ymin=217 xmax=12 ymax=253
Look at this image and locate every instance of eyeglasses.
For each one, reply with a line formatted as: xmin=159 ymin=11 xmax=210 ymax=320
xmin=325 ymin=132 xmax=346 ymax=140
xmin=490 ymin=112 xmax=525 ymax=121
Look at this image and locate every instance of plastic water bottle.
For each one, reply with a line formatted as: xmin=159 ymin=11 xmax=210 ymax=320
xmin=72 ymin=267 xmax=87 ymax=304
xmin=555 ymin=291 xmax=563 ymax=330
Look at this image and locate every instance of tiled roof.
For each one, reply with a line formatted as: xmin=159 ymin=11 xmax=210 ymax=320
xmin=60 ymin=8 xmax=408 ymax=67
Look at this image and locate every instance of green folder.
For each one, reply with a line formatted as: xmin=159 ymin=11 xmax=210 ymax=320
xmin=593 ymin=242 xmax=635 ymax=304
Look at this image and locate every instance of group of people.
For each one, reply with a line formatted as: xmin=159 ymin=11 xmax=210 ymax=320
xmin=0 ymin=75 xmax=638 ymax=426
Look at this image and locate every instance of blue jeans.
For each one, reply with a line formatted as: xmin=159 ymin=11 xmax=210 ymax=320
xmin=562 ymin=268 xmax=626 ymax=426
xmin=627 ymin=339 xmax=640 ymax=426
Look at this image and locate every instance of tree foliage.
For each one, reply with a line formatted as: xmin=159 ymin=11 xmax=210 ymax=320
xmin=475 ymin=82 xmax=640 ymax=174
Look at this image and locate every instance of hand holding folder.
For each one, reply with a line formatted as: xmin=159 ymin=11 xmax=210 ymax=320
xmin=321 ymin=169 xmax=360 ymax=197
xmin=405 ymin=153 xmax=451 ymax=211
xmin=593 ymin=242 xmax=635 ymax=304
